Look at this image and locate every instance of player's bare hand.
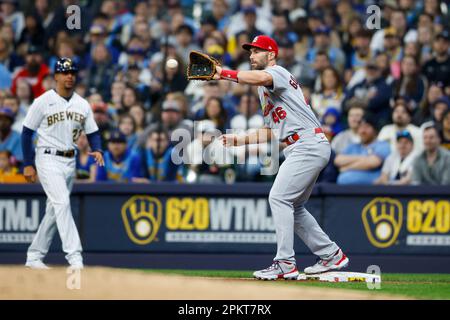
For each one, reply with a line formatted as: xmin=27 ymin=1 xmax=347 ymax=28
xmin=213 ymin=65 xmax=222 ymax=80
xmin=24 ymin=166 xmax=37 ymax=183
xmin=89 ymin=151 xmax=105 ymax=167
xmin=220 ymin=134 xmax=245 ymax=147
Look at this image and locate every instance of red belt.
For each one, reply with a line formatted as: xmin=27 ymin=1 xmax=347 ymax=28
xmin=283 ymin=128 xmax=323 ymax=146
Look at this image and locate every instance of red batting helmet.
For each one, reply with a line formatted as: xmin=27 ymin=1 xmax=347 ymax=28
xmin=242 ymin=35 xmax=279 ymax=57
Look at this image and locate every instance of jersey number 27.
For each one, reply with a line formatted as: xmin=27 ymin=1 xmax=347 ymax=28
xmin=72 ymin=129 xmax=82 ymax=142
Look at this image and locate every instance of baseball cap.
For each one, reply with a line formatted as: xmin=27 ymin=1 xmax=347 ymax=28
xmin=382 ymin=0 xmax=398 ymax=9
xmin=242 ymin=35 xmax=279 ymax=58
xmin=27 ymin=45 xmax=41 ymax=55
xmin=90 ymin=24 xmax=106 ymax=35
xmin=55 ymin=57 xmax=78 ymax=74
xmin=384 ymin=27 xmax=397 ymax=38
xmin=241 ymin=5 xmax=256 ymax=15
xmin=201 ymin=15 xmax=218 ymax=28
xmin=108 ymin=131 xmax=127 ymax=143
xmin=0 ymin=107 xmax=15 ymax=120
xmin=314 ymin=26 xmax=331 ymax=35
xmin=430 ymin=81 xmax=445 ymax=88
xmin=432 ymin=96 xmax=450 ymax=109
xmin=197 ymin=120 xmax=216 ymax=134
xmin=162 ymin=100 xmax=181 ymax=112
xmin=176 ymin=24 xmax=194 ymax=36
xmin=396 ymin=130 xmax=413 ymax=142
xmin=91 ymin=102 xmax=108 ymax=113
xmin=360 ymin=114 xmax=379 ymax=131
xmin=436 ymin=30 xmax=450 ymax=41
xmin=289 ymin=8 xmax=307 ymax=22
xmin=276 ymin=37 xmax=294 ymax=49
xmin=308 ymin=11 xmax=324 ymax=21
xmin=127 ymin=47 xmax=146 ymax=56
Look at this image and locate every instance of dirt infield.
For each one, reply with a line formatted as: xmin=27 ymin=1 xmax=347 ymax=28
xmin=0 ymin=266 xmax=404 ymax=300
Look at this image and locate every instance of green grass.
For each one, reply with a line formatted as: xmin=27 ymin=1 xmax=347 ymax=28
xmin=142 ymin=269 xmax=450 ymax=300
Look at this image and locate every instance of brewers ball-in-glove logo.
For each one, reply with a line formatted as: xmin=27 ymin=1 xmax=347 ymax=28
xmin=63 ymin=60 xmax=72 ymax=69
xmin=121 ymin=196 xmax=162 ymax=245
xmin=362 ymin=198 xmax=403 ymax=248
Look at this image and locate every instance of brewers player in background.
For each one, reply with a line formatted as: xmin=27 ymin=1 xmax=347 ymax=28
xmin=21 ymin=58 xmax=104 ymax=269
xmin=215 ymin=36 xmax=349 ymax=279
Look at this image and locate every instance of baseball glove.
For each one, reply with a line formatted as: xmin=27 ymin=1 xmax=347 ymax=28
xmin=186 ymin=51 xmax=220 ymax=81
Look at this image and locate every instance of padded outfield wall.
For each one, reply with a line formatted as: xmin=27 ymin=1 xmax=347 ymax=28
xmin=0 ymin=183 xmax=449 ymax=259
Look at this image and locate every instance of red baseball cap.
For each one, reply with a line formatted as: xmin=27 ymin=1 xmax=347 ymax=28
xmin=242 ymin=35 xmax=279 ymax=57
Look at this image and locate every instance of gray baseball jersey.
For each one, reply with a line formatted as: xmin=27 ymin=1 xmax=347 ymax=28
xmin=23 ymin=89 xmax=98 ymax=150
xmin=257 ymin=65 xmax=321 ymax=141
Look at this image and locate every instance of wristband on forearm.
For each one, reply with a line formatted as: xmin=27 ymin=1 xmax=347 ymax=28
xmin=220 ymin=69 xmax=239 ymax=83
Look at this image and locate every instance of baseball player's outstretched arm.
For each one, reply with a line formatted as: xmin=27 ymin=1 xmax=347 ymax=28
xmin=221 ymin=127 xmax=272 ymax=147
xmin=213 ymin=65 xmax=273 ymax=87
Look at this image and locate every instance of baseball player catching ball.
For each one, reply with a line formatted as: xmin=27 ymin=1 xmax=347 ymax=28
xmin=22 ymin=58 xmax=104 ymax=269
xmin=215 ymin=36 xmax=349 ymax=280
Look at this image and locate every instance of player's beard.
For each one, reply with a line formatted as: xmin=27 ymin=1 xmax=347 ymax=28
xmin=251 ymin=56 xmax=269 ymax=70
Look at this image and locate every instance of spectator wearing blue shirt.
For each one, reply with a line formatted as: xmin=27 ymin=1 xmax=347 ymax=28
xmin=0 ymin=63 xmax=12 ymax=90
xmin=335 ymin=115 xmax=391 ymax=185
xmin=118 ymin=114 xmax=138 ymax=151
xmin=233 ymin=6 xmax=264 ymax=43
xmin=76 ymin=133 xmax=96 ymax=182
xmin=210 ymin=0 xmax=230 ymax=32
xmin=0 ymin=36 xmax=24 ymax=73
xmin=85 ymin=42 xmax=118 ymax=101
xmin=306 ymin=26 xmax=346 ymax=74
xmin=271 ymin=12 xmax=298 ymax=45
xmin=96 ymin=131 xmax=140 ymax=182
xmin=0 ymin=107 xmax=22 ymax=162
xmin=85 ymin=24 xmax=121 ymax=65
xmin=132 ymin=128 xmax=183 ymax=182
xmin=347 ymin=29 xmax=372 ymax=72
xmin=342 ymin=59 xmax=393 ymax=126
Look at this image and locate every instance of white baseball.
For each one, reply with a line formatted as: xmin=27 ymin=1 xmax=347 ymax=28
xmin=166 ymin=58 xmax=178 ymax=69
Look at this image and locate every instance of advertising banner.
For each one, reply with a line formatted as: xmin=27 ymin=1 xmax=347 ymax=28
xmin=0 ymin=195 xmax=80 ymax=251
xmin=1 ymin=184 xmax=448 ymax=255
xmin=82 ymin=194 xmax=321 ymax=254
xmin=324 ymin=196 xmax=450 ymax=254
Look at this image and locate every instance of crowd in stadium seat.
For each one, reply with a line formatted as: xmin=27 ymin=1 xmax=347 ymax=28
xmin=0 ymin=0 xmax=449 ymax=185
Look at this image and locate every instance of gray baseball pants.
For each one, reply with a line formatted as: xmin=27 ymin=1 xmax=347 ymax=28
xmin=269 ymin=131 xmax=339 ymax=263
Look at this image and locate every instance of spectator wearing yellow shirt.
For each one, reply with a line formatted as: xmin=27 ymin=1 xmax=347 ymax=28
xmin=0 ymin=150 xmax=26 ymax=183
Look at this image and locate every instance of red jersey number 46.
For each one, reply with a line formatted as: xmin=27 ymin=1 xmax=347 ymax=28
xmin=271 ymin=106 xmax=286 ymax=123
